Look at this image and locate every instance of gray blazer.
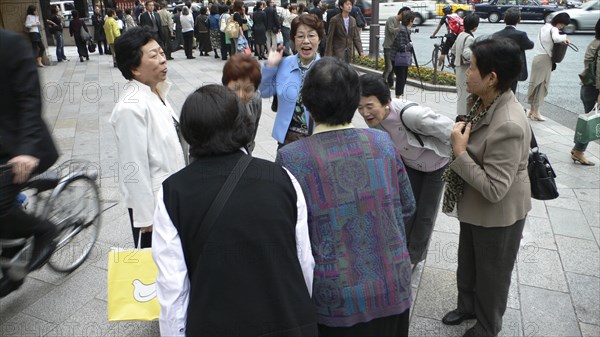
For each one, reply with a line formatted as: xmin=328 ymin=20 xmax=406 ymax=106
xmin=450 ymin=90 xmax=532 ymax=227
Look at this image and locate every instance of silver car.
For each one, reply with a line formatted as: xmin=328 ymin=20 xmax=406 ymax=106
xmin=548 ymin=0 xmax=599 ymax=33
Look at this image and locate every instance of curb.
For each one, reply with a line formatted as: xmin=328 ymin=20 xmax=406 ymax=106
xmin=352 ymin=63 xmax=458 ymax=93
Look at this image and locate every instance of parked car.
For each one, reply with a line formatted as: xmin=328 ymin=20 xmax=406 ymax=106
xmin=474 ymin=0 xmax=561 ymax=23
xmin=378 ymin=0 xmax=437 ymax=25
xmin=436 ymin=0 xmax=473 ymax=16
xmin=547 ymin=0 xmax=599 ymax=33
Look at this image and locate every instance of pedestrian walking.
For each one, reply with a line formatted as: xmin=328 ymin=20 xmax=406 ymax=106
xmin=92 ymin=6 xmax=109 ymax=55
xmin=527 ymin=13 xmax=570 ymax=121
xmin=104 ymin=9 xmax=121 ymax=68
xmin=110 ymin=26 xmax=186 ymax=248
xmin=441 ymin=38 xmax=531 ymax=337
xmin=208 ymin=5 xmax=221 ymax=58
xmin=222 ymin=54 xmax=262 ymax=153
xmin=259 ymin=14 xmax=324 ymax=147
xmin=324 ymin=0 xmax=363 ymax=63
xmin=492 ymin=8 xmax=534 ymax=94
xmin=358 ymin=73 xmax=453 ymax=269
xmin=382 ymin=7 xmax=410 ymax=88
xmin=390 ymin=10 xmax=416 ymax=98
xmin=47 ymin=5 xmax=68 ymax=62
xmin=24 ymin=5 xmax=45 ymax=68
xmin=571 ymin=18 xmax=600 ymax=166
xmin=153 ymin=84 xmax=317 ymax=337
xmin=276 ymin=57 xmax=415 ymax=336
xmin=69 ymin=9 xmax=90 ymax=62
xmin=451 ymin=14 xmax=480 ymax=115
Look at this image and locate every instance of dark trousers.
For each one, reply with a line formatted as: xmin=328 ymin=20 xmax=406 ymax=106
xmin=457 ymin=218 xmax=526 ymax=337
xmin=128 ymin=208 xmax=152 ymax=249
xmin=383 ymin=48 xmax=395 ymax=87
xmin=318 ymin=309 xmax=410 ymax=337
xmin=220 ymin=32 xmax=230 ymax=60
xmin=183 ymin=31 xmax=194 ymax=58
xmin=405 ymin=165 xmax=446 ymax=264
xmin=97 ymin=39 xmax=108 ymax=55
xmin=161 ymin=26 xmax=172 ymax=59
xmin=574 ymin=85 xmax=599 ymax=152
xmin=393 ymin=66 xmax=409 ymax=96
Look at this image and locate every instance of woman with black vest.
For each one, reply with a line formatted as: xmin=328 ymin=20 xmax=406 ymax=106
xmin=153 ymin=84 xmax=318 ymax=337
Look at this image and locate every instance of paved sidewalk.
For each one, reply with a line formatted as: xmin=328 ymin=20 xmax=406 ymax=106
xmin=0 ymin=46 xmax=598 ymax=337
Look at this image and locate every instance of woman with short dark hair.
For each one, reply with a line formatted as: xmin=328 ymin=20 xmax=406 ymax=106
xmin=69 ymin=9 xmax=90 ymax=62
xmin=110 ymin=26 xmax=186 ymax=248
xmin=277 ymin=57 xmax=415 ymax=336
xmin=222 ymin=54 xmax=263 ymax=153
xmin=153 ymin=84 xmax=318 ymax=337
xmin=260 ymin=14 xmax=325 ymax=148
xmin=451 ymin=13 xmax=480 ymax=114
xmin=25 ymin=5 xmax=45 ymax=67
xmin=251 ymin=1 xmax=267 ymax=59
xmin=208 ymin=4 xmax=221 ymax=58
xmin=441 ymin=38 xmax=531 ymax=337
xmin=195 ymin=6 xmax=212 ymax=56
xmin=527 ymin=12 xmax=570 ymax=121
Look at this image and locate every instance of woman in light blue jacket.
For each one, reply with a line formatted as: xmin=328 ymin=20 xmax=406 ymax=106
xmin=358 ymin=74 xmax=454 ymax=269
xmin=259 ymin=13 xmax=324 ymax=148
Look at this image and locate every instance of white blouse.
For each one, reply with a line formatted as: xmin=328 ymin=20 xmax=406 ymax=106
xmin=181 ymin=13 xmax=194 ymax=33
xmin=25 ymin=15 xmax=40 ymax=33
xmin=108 ymin=80 xmax=186 ymax=228
xmin=534 ymin=23 xmax=568 ymax=57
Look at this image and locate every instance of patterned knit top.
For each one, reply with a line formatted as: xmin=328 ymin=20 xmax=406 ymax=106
xmin=276 ymin=128 xmax=415 ymax=327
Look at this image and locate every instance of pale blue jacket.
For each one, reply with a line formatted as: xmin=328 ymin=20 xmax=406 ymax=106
xmin=259 ymin=54 xmax=320 ymax=144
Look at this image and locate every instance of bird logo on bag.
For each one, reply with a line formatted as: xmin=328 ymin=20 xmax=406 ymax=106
xmin=132 ymin=279 xmax=157 ymax=302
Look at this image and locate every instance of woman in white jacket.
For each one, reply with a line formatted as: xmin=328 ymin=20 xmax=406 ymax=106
xmin=527 ymin=12 xmax=570 ymax=121
xmin=358 ymin=74 xmax=454 ymax=269
xmin=451 ymin=14 xmax=479 ymax=115
xmin=110 ymin=27 xmax=186 ymax=248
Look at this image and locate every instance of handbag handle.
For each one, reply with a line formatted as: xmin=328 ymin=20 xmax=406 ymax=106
xmin=195 ymin=154 xmax=252 ymax=254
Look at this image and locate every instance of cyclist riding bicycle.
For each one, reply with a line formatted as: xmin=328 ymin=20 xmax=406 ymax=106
xmin=430 ymin=5 xmax=463 ymax=68
xmin=0 ymin=28 xmax=59 ymax=297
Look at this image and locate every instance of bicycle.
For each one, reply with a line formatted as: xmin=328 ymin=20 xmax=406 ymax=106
xmin=0 ymin=160 xmax=101 ymax=290
xmin=430 ymin=35 xmax=456 ymax=83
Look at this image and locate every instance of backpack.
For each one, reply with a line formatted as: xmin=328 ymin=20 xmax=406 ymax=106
xmin=225 ymin=16 xmax=240 ymax=39
xmin=351 ymin=7 xmax=365 ymax=29
xmin=446 ymin=14 xmax=464 ymax=35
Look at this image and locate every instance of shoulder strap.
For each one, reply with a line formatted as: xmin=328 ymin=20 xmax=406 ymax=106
xmin=196 ymin=154 xmax=252 ymax=254
xmin=530 ymin=126 xmax=538 ymax=150
xmin=399 ymin=103 xmax=425 ymax=147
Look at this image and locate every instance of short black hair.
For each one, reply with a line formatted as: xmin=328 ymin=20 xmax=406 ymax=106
xmin=338 ymin=0 xmax=354 ymax=9
xmin=551 ymin=12 xmax=570 ymax=26
xmin=106 ymin=8 xmax=115 ymax=16
xmin=181 ymin=85 xmax=253 ymax=158
xmin=302 ymin=57 xmax=360 ymax=125
xmin=503 ymin=8 xmax=521 ymax=26
xmin=115 ymin=26 xmax=157 ymax=80
xmin=401 ymin=11 xmax=415 ymax=26
xmin=470 ymin=38 xmax=521 ymax=93
xmin=359 ymin=74 xmax=391 ymax=106
xmin=313 ymin=0 xmax=321 ymax=7
xmin=71 ymin=9 xmax=79 ymax=19
xmin=398 ymin=6 xmax=411 ymax=15
xmin=463 ymin=13 xmax=480 ymax=33
xmin=27 ymin=5 xmax=36 ymax=15
xmin=210 ymin=4 xmax=218 ymax=15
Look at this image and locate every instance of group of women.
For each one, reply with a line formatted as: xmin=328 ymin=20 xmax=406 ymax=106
xmin=106 ymin=8 xmax=599 ymax=336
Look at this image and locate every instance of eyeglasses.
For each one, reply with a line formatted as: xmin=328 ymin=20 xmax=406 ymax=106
xmin=295 ymin=33 xmax=319 ymax=42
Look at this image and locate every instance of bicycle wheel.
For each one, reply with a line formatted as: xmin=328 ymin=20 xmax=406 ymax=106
xmin=46 ymin=175 xmax=101 ymax=273
xmin=431 ymin=47 xmax=439 ymax=73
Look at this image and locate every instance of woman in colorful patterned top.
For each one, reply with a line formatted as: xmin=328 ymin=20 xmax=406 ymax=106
xmin=276 ymin=57 xmax=415 ymax=336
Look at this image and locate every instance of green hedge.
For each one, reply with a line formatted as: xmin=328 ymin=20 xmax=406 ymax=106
xmin=352 ymin=55 xmax=457 ymax=87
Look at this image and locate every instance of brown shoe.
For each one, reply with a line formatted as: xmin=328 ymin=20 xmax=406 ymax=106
xmin=571 ymin=150 xmax=596 ymax=166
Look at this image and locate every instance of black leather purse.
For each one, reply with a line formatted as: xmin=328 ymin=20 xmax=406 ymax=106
xmin=528 ymin=128 xmax=559 ymax=200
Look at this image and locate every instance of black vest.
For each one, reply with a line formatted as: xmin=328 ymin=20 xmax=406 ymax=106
xmin=162 ymin=151 xmax=317 ymax=337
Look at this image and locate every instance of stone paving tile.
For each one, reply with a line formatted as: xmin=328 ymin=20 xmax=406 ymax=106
xmin=580 ymin=323 xmax=600 ymax=337
xmin=544 ymin=196 xmax=583 ymax=211
xmin=565 ymin=272 xmax=600 ymax=325
xmin=507 ymin=268 xmax=520 ymax=310
xmin=527 ymin=199 xmax=548 ymax=219
xmin=574 ymin=189 xmax=600 ymax=202
xmin=517 ymin=247 xmax=568 ymax=292
xmin=433 ymin=211 xmax=461 ymax=235
xmin=592 ymin=227 xmax=600 ymax=247
xmin=413 ymin=267 xmax=457 ymax=321
xmin=520 ymin=285 xmax=581 ymax=337
xmin=580 ymin=199 xmax=600 ymax=228
xmin=0 ymin=277 xmax=55 ymax=324
xmin=0 ymin=313 xmax=56 ymax=337
xmin=498 ymin=307 xmax=523 ymax=337
xmin=424 ymin=231 xmax=459 ymax=272
xmin=556 ymin=236 xmax=600 ymax=278
xmin=23 ymin=265 xmax=106 ymax=323
xmin=548 ymin=206 xmax=595 ymax=241
xmin=408 ymin=315 xmax=468 ymax=337
xmin=521 ymin=216 xmax=557 ymax=251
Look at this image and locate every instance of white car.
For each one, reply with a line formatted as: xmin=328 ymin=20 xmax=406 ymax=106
xmin=378 ymin=0 xmax=436 ymax=26
xmin=547 ymin=0 xmax=599 ymax=33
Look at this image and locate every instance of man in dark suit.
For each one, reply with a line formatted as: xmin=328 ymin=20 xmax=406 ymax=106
xmin=492 ymin=8 xmax=534 ymax=94
xmin=139 ymin=1 xmax=165 ymax=48
xmin=309 ymin=0 xmax=323 ymax=20
xmin=264 ymin=0 xmax=280 ymax=50
xmin=0 ymin=28 xmax=59 ymax=296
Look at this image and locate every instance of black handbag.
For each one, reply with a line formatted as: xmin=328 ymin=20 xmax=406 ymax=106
xmin=87 ymin=40 xmax=96 ymax=53
xmin=528 ymin=129 xmax=559 ymax=200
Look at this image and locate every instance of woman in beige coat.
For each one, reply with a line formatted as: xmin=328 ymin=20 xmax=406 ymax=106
xmin=324 ymin=0 xmax=363 ymax=62
xmin=441 ymin=38 xmax=531 ymax=337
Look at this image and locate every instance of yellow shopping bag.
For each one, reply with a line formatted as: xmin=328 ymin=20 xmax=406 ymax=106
xmin=107 ymin=248 xmax=160 ymax=321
